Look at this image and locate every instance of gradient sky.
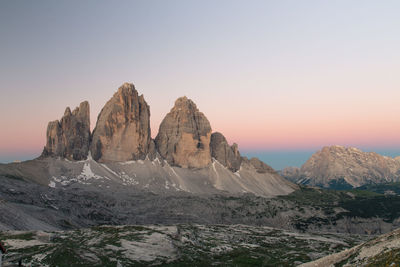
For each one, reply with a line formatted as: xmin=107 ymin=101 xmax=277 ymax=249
xmin=1 ymin=1 xmax=400 ymax=169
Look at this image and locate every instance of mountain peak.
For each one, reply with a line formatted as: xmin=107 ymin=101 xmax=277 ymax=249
xmin=155 ymin=96 xmax=212 ymax=168
xmin=172 ymin=96 xmax=198 ymax=111
xmin=289 ymin=146 xmax=400 ymax=188
xmin=90 ymin=82 xmax=151 ymax=162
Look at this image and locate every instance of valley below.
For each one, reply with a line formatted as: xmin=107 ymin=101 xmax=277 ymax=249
xmin=2 ymin=171 xmax=400 ymax=266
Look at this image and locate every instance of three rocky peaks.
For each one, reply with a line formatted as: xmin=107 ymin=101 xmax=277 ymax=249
xmin=42 ymin=82 xmax=266 ymax=173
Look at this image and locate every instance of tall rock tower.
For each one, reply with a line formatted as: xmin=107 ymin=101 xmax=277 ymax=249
xmin=90 ymin=83 xmax=151 ymax=162
xmin=42 ymin=101 xmax=91 ymax=160
xmin=155 ymin=96 xmax=212 ymax=168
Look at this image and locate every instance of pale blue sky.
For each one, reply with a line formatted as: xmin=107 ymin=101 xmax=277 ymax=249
xmin=1 ymin=1 xmax=400 ymax=168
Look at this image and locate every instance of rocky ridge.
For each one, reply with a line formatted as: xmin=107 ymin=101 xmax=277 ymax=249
xmin=42 ymin=101 xmax=90 ymax=160
xmin=282 ymin=145 xmax=400 ymax=188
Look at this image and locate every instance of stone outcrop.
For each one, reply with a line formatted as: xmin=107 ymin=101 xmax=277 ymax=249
xmin=210 ymin=132 xmax=242 ymax=172
xmin=42 ymin=101 xmax=90 ymax=160
xmin=90 ymin=83 xmax=151 ymax=162
xmin=155 ymin=96 xmax=212 ymax=168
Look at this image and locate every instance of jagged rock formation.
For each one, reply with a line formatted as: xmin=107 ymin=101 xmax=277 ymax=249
xmin=155 ymin=96 xmax=212 ymax=168
xmin=33 ymin=82 xmax=298 ymax=198
xmin=42 ymin=101 xmax=90 ymax=160
xmin=90 ymin=83 xmax=151 ymax=162
xmin=282 ymin=145 xmax=400 ymax=188
xmin=210 ymin=132 xmax=242 ymax=172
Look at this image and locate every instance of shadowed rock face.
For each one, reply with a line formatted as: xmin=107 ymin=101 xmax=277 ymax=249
xmin=42 ymin=101 xmax=91 ymax=160
xmin=90 ymin=83 xmax=151 ymax=162
xmin=155 ymin=96 xmax=212 ymax=168
xmin=210 ymin=132 xmax=242 ymax=172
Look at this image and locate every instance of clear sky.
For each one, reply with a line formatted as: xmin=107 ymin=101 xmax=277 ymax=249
xmin=1 ymin=1 xmax=400 ymax=169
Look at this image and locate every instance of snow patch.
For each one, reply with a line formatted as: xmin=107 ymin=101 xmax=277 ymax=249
xmin=78 ymin=162 xmax=103 ymax=180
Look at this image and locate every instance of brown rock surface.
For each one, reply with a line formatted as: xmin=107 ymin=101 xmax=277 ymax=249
xmin=90 ymin=83 xmax=151 ymax=162
xmin=210 ymin=132 xmax=242 ymax=172
xmin=42 ymin=101 xmax=90 ymax=160
xmin=155 ymin=96 xmax=212 ymax=168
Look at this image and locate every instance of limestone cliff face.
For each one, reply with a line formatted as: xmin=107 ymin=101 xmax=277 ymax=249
xmin=42 ymin=101 xmax=90 ymax=160
xmin=210 ymin=132 xmax=242 ymax=172
xmin=155 ymin=96 xmax=212 ymax=168
xmin=90 ymin=83 xmax=151 ymax=162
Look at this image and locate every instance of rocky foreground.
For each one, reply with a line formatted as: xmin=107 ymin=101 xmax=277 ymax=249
xmin=0 ymin=224 xmax=369 ymax=267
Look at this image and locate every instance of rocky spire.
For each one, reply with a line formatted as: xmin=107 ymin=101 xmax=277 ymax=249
xmin=210 ymin=132 xmax=242 ymax=172
xmin=42 ymin=101 xmax=91 ymax=160
xmin=90 ymin=83 xmax=151 ymax=162
xmin=155 ymin=96 xmax=212 ymax=168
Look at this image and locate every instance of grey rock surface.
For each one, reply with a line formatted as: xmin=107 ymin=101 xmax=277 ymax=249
xmin=90 ymin=83 xmax=151 ymax=162
xmin=42 ymin=101 xmax=90 ymax=160
xmin=210 ymin=132 xmax=242 ymax=172
xmin=155 ymin=96 xmax=212 ymax=168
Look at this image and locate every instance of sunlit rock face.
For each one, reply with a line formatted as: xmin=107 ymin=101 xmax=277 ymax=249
xmin=155 ymin=96 xmax=212 ymax=168
xmin=42 ymin=101 xmax=90 ymax=160
xmin=90 ymin=83 xmax=151 ymax=162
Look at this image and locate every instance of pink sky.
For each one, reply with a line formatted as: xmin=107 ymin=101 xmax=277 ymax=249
xmin=1 ymin=1 xmax=400 ymax=163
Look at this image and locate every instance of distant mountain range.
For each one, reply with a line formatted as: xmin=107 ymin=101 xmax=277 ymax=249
xmin=281 ymin=145 xmax=400 ymax=189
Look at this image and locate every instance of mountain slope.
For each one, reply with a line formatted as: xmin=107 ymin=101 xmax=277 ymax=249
xmin=301 ymin=227 xmax=400 ymax=266
xmin=0 ymin=154 xmax=296 ymax=198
